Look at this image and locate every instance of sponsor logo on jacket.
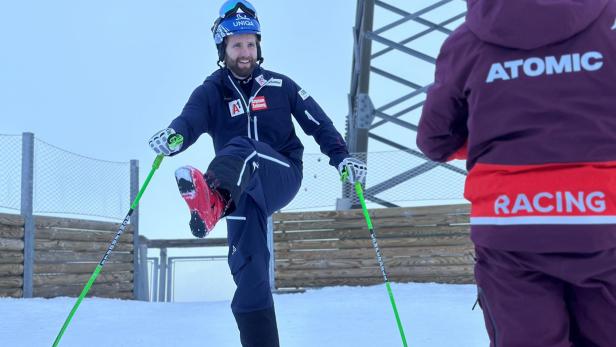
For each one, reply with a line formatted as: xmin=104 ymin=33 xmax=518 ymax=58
xmin=228 ymin=99 xmax=245 ymax=117
xmin=486 ymin=51 xmax=604 ymax=83
xmin=255 ymin=75 xmax=267 ymax=87
xmin=465 ymin=162 xmax=616 ymax=225
xmin=255 ymin=75 xmax=282 ymax=87
xmin=494 ymin=191 xmax=606 ymax=215
xmin=250 ymin=96 xmax=268 ymax=111
xmin=267 ymin=78 xmax=283 ymax=87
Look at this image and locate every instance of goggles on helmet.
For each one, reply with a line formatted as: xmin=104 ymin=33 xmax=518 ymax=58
xmin=212 ymin=0 xmax=260 ymax=45
xmin=218 ymin=0 xmax=257 ymax=19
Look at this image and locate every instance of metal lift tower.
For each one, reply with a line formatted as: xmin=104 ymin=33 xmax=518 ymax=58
xmin=343 ymin=0 xmax=468 ymax=208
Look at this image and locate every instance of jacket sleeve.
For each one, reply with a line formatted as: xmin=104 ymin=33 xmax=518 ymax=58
xmin=416 ymin=31 xmax=470 ymax=162
xmin=287 ymin=78 xmax=349 ymax=167
xmin=167 ymin=83 xmax=215 ymax=155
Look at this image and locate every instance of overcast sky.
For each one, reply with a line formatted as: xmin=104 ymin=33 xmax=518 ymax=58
xmin=0 ymin=0 xmax=363 ymax=241
xmin=0 ymin=1 xmax=468 ymax=299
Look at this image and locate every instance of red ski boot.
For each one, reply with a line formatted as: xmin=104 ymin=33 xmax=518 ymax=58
xmin=174 ymin=166 xmax=226 ymax=238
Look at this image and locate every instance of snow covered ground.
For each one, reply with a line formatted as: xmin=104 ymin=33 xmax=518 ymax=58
xmin=0 ymin=283 xmax=489 ymax=347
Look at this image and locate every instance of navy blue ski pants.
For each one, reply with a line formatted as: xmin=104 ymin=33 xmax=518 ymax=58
xmin=207 ymin=136 xmax=302 ymax=313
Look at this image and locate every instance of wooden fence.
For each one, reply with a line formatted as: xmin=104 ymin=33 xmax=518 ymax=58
xmin=273 ymin=204 xmax=473 ymax=288
xmin=0 ymin=213 xmax=134 ymax=299
xmin=0 ymin=214 xmax=24 ymax=297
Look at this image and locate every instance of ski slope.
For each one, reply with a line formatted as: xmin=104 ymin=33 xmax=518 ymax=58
xmin=0 ymin=283 xmax=488 ymax=346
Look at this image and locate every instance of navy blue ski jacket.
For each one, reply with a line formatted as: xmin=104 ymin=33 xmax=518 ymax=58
xmin=168 ymin=66 xmax=349 ymax=167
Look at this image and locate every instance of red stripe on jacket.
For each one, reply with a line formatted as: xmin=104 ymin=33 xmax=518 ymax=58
xmin=465 ymin=161 xmax=616 ymax=220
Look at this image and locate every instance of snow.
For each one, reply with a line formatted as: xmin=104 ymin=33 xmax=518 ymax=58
xmin=1 ymin=283 xmax=489 ymax=346
xmin=174 ymin=166 xmax=193 ymax=183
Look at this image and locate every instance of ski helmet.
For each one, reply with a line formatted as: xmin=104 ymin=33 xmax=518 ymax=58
xmin=211 ymin=0 xmax=262 ymax=64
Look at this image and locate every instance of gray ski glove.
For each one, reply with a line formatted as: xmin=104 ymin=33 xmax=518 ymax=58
xmin=338 ymin=157 xmax=367 ymax=186
xmin=149 ymin=128 xmax=184 ymax=156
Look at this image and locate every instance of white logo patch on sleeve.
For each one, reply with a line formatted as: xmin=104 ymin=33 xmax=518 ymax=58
xmin=228 ymin=99 xmax=245 ymax=117
xmin=298 ymin=88 xmax=310 ymax=100
xmin=612 ymin=18 xmax=616 ymax=30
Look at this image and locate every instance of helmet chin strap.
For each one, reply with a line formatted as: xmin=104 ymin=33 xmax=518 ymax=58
xmin=257 ymin=43 xmax=263 ymax=64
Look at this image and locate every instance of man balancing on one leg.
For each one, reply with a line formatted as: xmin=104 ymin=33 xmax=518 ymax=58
xmin=148 ymin=1 xmax=367 ymax=346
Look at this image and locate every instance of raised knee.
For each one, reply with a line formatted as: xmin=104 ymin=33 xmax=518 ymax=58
xmin=226 ymin=136 xmax=256 ymax=149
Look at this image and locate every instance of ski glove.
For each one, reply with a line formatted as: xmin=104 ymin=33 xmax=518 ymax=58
xmin=338 ymin=157 xmax=367 ymax=186
xmin=149 ymin=128 xmax=184 ymax=156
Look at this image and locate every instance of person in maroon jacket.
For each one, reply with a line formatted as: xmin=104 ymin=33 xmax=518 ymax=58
xmin=417 ymin=0 xmax=616 ymax=345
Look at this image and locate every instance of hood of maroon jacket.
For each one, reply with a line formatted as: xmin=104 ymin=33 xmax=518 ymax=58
xmin=466 ymin=0 xmax=608 ymax=49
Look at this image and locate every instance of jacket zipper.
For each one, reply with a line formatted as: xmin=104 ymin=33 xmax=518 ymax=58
xmin=227 ymin=75 xmax=251 ymax=138
xmin=249 ymin=81 xmax=269 ymax=141
xmin=227 ymin=75 xmax=270 ymax=141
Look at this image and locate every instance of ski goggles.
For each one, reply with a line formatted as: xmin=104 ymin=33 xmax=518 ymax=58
xmin=212 ymin=0 xmax=259 ymax=43
xmin=218 ymin=0 xmax=257 ymax=19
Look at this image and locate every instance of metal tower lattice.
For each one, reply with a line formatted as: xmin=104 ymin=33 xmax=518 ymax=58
xmin=343 ymin=0 xmax=468 ymax=208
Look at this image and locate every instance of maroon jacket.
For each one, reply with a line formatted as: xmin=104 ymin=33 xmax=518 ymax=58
xmin=417 ymin=0 xmax=616 ymax=252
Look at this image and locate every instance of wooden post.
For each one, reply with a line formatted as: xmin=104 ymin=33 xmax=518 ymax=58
xmin=21 ymin=132 xmax=34 ymax=298
xmin=158 ymin=248 xmax=167 ymax=302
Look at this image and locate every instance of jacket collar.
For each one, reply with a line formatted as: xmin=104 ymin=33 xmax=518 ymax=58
xmin=222 ymin=66 xmax=274 ymax=97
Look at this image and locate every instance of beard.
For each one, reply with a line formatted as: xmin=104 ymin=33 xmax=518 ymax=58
xmin=225 ymin=55 xmax=257 ymax=78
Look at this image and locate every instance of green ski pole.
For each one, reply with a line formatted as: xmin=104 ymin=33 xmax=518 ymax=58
xmin=52 ymin=153 xmax=166 ymax=347
xmin=342 ymin=171 xmax=408 ymax=347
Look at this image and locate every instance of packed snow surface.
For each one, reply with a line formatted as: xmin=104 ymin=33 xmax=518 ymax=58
xmin=0 ymin=283 xmax=489 ymax=346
